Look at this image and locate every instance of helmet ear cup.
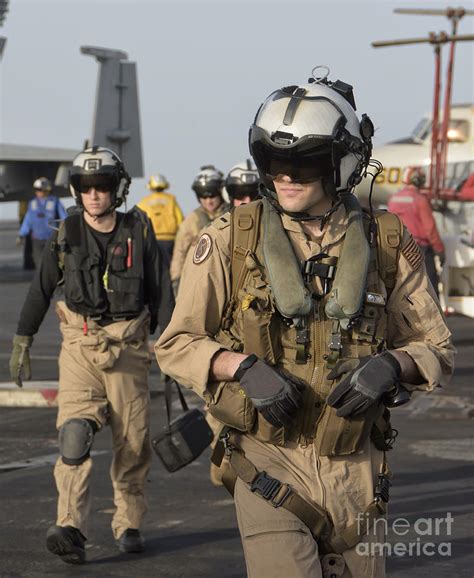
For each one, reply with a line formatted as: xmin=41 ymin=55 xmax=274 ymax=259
xmin=114 ymin=171 xmax=131 ymax=208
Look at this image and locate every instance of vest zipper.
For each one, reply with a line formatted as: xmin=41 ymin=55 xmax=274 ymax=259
xmin=313 ymin=299 xmax=327 ymax=512
xmin=313 ymin=447 xmax=327 ymax=512
xmin=301 ymin=300 xmax=323 ymax=444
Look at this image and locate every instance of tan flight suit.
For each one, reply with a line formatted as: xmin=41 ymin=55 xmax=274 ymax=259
xmin=169 ymin=202 xmax=230 ymax=284
xmin=156 ymin=202 xmax=455 ymax=578
xmin=54 ymin=301 xmax=152 ymax=540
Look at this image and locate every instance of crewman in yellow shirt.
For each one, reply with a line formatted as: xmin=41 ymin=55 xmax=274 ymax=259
xmin=137 ymin=174 xmax=184 ymax=268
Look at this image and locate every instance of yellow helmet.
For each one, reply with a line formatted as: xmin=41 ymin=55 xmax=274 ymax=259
xmin=147 ymin=173 xmax=169 ymax=191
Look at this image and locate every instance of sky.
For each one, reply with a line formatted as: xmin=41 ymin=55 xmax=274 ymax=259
xmin=0 ymin=0 xmax=473 ymax=218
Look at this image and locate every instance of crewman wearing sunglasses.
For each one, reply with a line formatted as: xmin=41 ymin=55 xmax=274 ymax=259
xmin=9 ymin=146 xmax=174 ymax=564
xmin=225 ymin=159 xmax=260 ymax=207
xmin=169 ymin=165 xmax=230 ymax=294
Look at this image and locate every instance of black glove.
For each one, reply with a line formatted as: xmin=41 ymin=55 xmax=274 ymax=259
xmin=326 ymin=352 xmax=401 ymax=418
xmin=234 ymin=355 xmax=306 ymax=428
xmin=149 ymin=314 xmax=158 ymax=335
xmin=436 ymin=251 xmax=446 ymax=267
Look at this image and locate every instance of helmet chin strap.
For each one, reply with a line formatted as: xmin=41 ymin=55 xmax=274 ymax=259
xmin=80 ymin=193 xmax=117 ymax=220
xmin=87 ymin=205 xmax=116 ymax=221
xmin=260 ymin=179 xmax=345 ymax=229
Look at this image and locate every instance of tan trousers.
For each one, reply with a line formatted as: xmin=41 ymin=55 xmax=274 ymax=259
xmin=54 ymin=302 xmax=152 ymax=539
xmin=233 ymin=433 xmax=387 ymax=578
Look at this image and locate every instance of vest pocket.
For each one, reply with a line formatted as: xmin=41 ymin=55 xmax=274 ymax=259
xmin=63 ymin=262 xmax=92 ymax=306
xmin=242 ymin=307 xmax=282 ymax=364
xmin=107 ymin=276 xmax=143 ymax=314
xmin=251 ymin=414 xmax=286 ymax=446
xmin=313 ymin=403 xmax=382 ymax=457
xmin=207 ymin=380 xmax=257 ymax=432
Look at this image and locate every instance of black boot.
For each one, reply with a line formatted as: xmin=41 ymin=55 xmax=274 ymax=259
xmin=117 ymin=529 xmax=145 ymax=553
xmin=46 ymin=525 xmax=86 ymax=564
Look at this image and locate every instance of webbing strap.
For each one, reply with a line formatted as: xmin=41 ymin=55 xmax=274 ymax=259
xmin=227 ymin=446 xmax=332 ymax=545
xmin=223 ymin=202 xmax=263 ymax=330
xmin=164 ymin=376 xmax=189 ymax=431
xmin=230 ymin=202 xmax=264 ymax=301
xmin=218 ymin=437 xmax=388 ymax=555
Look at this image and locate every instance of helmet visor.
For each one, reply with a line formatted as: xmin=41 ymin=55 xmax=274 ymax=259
xmin=226 ymin=182 xmax=259 ymax=200
xmin=250 ymin=126 xmax=334 ymax=184
xmin=193 ymin=182 xmax=222 ymax=198
xmin=70 ymin=168 xmax=118 ymax=194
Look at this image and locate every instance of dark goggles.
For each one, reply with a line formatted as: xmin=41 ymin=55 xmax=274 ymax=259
xmin=250 ymin=126 xmax=335 ymax=184
xmin=226 ymin=182 xmax=259 ymax=200
xmin=197 ymin=191 xmax=222 ymax=199
xmin=70 ymin=171 xmax=118 ymax=194
xmin=193 ymin=182 xmax=222 ymax=198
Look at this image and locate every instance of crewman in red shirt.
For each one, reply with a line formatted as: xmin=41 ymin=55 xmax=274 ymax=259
xmin=388 ymin=166 xmax=445 ymax=297
xmin=458 ymin=173 xmax=474 ymax=202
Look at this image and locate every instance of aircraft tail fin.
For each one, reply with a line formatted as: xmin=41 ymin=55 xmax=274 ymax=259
xmin=81 ymin=45 xmax=144 ymax=178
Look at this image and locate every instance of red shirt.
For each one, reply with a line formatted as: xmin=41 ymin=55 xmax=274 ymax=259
xmin=387 ymin=186 xmax=445 ymax=254
xmin=459 ymin=174 xmax=474 ymax=201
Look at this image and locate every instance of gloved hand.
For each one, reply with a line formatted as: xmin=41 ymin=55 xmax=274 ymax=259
xmin=234 ymin=355 xmax=306 ymax=428
xmin=436 ymin=251 xmax=446 ymax=267
xmin=149 ymin=314 xmax=158 ymax=335
xmin=9 ymin=334 xmax=34 ymax=388
xmin=16 ymin=236 xmax=24 ymax=247
xmin=326 ymin=352 xmax=401 ymax=418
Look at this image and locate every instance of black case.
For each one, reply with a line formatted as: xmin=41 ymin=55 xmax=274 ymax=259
xmin=152 ymin=378 xmax=214 ymax=473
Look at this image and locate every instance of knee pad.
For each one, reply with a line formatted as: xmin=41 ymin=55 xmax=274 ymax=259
xmin=59 ymin=418 xmax=96 ymax=465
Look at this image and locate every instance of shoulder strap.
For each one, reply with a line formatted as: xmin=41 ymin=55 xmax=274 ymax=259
xmin=375 ymin=211 xmax=403 ymax=295
xmin=63 ymin=213 xmax=82 ymax=246
xmin=230 ymin=200 xmax=263 ymax=303
xmin=55 ymin=213 xmax=81 ymax=271
xmin=164 ymin=376 xmax=189 ymax=431
xmin=126 ymin=207 xmax=149 ymax=239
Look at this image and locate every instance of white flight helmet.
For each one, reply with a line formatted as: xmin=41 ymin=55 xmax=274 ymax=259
xmin=69 ymin=146 xmax=131 ymax=209
xmin=192 ymin=165 xmax=224 ymax=198
xmin=225 ymin=159 xmax=260 ymax=201
xmin=33 ymin=177 xmax=53 ymax=192
xmin=249 ymin=67 xmax=374 ymax=196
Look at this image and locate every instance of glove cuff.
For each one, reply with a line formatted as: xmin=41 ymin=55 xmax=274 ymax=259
xmin=13 ymin=334 xmax=33 ymax=347
xmin=233 ymin=354 xmax=259 ymax=381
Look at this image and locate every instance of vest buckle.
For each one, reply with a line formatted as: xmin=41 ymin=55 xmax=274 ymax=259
xmin=250 ymin=471 xmax=292 ymax=508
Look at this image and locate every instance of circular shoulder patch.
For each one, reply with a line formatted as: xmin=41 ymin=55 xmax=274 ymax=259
xmin=193 ymin=233 xmax=213 ymax=264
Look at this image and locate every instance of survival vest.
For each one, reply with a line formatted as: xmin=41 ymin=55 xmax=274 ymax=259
xmin=55 ymin=209 xmax=150 ymax=318
xmin=209 ymin=198 xmax=404 ymax=452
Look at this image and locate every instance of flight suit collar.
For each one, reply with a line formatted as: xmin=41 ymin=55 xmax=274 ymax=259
xmin=280 ymin=202 xmax=348 ymax=249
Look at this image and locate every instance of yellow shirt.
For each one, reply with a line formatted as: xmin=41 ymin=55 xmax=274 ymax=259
xmin=137 ymin=191 xmax=184 ymax=241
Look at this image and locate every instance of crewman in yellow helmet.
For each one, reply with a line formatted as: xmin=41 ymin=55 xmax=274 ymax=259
xmin=137 ymin=173 xmax=184 ymax=268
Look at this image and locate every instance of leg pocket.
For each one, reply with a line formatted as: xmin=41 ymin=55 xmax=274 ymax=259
xmin=234 ymin=478 xmax=322 ymax=578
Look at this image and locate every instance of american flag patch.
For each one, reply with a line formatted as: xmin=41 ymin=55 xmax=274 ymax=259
xmin=401 ymin=235 xmax=424 ymax=271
